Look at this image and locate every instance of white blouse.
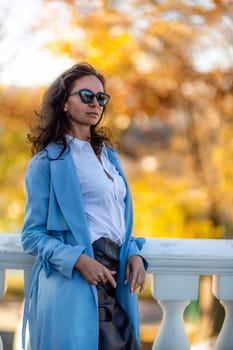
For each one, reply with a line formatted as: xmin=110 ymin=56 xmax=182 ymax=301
xmin=67 ymin=136 xmax=126 ymax=245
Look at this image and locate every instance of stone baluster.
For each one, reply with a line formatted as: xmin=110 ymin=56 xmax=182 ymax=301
xmin=213 ymin=275 xmax=233 ymax=350
xmin=0 ymin=269 xmax=6 ymax=350
xmin=0 ymin=269 xmax=6 ymax=299
xmin=151 ymin=274 xmax=199 ymax=350
xmin=0 ymin=333 xmax=3 ymax=349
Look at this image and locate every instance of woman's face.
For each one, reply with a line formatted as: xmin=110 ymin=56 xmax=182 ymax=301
xmin=64 ymin=75 xmax=105 ymax=133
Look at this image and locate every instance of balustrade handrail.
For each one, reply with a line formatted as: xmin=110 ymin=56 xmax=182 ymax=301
xmin=1 ymin=233 xmax=233 ymax=350
xmin=1 ymin=233 xmax=233 ymax=273
xmin=144 ymin=237 xmax=233 ymax=275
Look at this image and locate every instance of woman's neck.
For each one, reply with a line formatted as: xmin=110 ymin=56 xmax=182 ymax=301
xmin=68 ymin=126 xmax=91 ymax=141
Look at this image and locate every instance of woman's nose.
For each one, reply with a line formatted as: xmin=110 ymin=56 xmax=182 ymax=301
xmin=89 ymin=97 xmax=99 ymax=107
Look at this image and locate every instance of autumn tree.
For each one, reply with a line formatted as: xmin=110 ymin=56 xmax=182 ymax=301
xmin=38 ymin=0 xmax=233 ymax=237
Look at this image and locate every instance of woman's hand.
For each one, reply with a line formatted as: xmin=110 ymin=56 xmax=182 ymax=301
xmin=75 ymin=254 xmax=117 ymax=288
xmin=125 ymin=255 xmax=145 ymax=294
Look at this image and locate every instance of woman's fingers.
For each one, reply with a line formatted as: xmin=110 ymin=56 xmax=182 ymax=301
xmin=125 ymin=255 xmax=145 ymax=294
xmin=76 ymin=253 xmax=145 ymax=292
xmin=124 ymin=263 xmax=130 ymax=284
xmin=105 ymin=270 xmax=117 ymax=288
xmin=134 ymin=271 xmax=145 ymax=294
xmin=75 ymin=254 xmax=117 ymax=288
xmin=131 ymin=269 xmax=145 ymax=294
xmin=97 ymin=269 xmax=117 ymax=288
xmin=130 ymin=272 xmax=145 ymax=294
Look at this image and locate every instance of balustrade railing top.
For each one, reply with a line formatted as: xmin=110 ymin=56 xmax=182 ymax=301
xmin=0 ymin=233 xmax=33 ymax=270
xmin=144 ymin=237 xmax=233 ymax=275
xmin=0 ymin=233 xmax=233 ymax=350
xmin=1 ymin=233 xmax=233 ymax=273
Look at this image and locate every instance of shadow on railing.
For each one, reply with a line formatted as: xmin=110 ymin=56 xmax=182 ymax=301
xmin=1 ymin=233 xmax=233 ymax=350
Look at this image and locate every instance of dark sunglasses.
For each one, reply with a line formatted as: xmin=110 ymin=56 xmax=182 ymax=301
xmin=70 ymin=89 xmax=110 ymax=107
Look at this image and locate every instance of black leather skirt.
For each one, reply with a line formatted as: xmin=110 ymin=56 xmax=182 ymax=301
xmin=92 ymin=238 xmax=140 ymax=350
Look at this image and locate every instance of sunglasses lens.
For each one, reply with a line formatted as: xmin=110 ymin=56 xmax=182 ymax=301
xmin=97 ymin=93 xmax=109 ymax=106
xmin=77 ymin=89 xmax=110 ymax=106
xmin=79 ymin=90 xmax=93 ymax=103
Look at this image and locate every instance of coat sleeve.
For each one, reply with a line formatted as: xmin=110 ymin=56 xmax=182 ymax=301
xmin=21 ymin=153 xmax=86 ymax=280
xmin=128 ymin=237 xmax=148 ymax=270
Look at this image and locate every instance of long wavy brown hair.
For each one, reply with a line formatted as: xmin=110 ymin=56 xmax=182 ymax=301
xmin=28 ymin=62 xmax=113 ymax=156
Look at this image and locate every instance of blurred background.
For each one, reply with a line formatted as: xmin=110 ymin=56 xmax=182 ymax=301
xmin=0 ymin=0 xmax=233 ymax=349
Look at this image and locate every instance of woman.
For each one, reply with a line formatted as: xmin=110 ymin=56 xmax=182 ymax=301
xmin=21 ymin=62 xmax=147 ymax=350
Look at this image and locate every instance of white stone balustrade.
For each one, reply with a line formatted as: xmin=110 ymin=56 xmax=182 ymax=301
xmin=1 ymin=234 xmax=233 ymax=350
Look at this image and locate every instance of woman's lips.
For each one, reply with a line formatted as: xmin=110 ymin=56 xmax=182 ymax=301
xmin=86 ymin=112 xmax=99 ymax=118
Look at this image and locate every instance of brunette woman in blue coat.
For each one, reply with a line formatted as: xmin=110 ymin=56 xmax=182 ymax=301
xmin=21 ymin=63 xmax=147 ymax=350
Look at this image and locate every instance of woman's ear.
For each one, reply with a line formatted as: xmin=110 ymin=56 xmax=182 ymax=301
xmin=64 ymin=103 xmax=68 ymax=112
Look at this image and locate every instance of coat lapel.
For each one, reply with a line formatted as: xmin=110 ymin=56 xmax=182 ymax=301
xmin=47 ymin=144 xmax=93 ymax=256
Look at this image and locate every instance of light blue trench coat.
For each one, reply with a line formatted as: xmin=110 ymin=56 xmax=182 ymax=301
xmin=21 ymin=142 xmax=147 ymax=350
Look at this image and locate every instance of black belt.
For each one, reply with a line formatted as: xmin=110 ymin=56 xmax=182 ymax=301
xmin=92 ymin=237 xmax=120 ymax=261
